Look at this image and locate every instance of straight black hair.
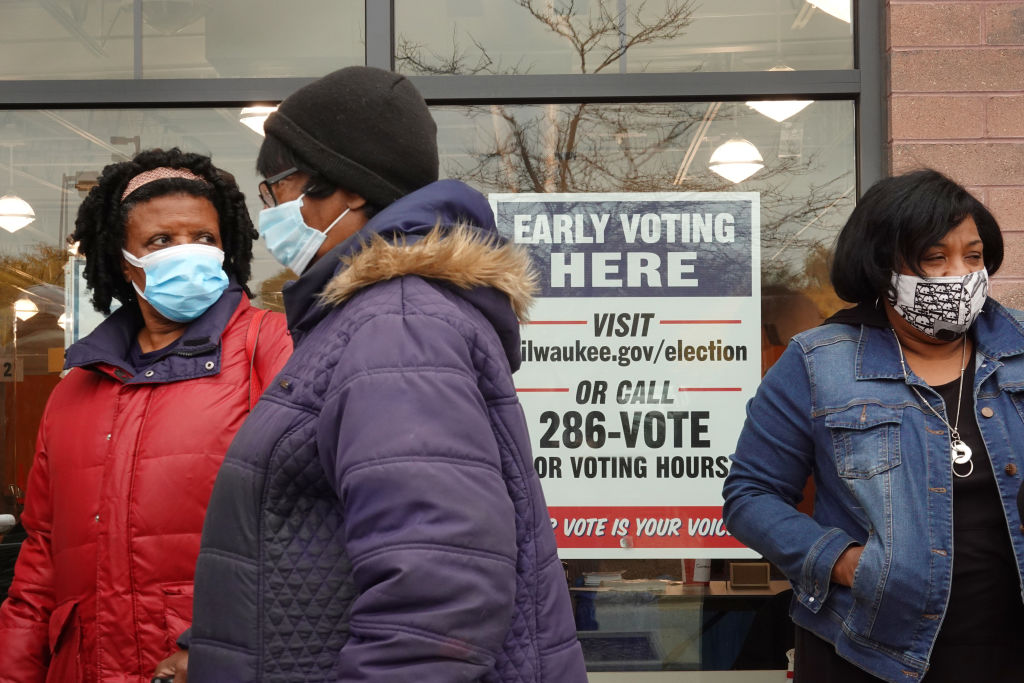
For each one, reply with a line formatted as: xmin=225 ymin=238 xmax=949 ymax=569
xmin=830 ymin=169 xmax=1003 ymax=304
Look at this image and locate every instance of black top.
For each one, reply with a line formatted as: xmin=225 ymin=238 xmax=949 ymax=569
xmin=925 ymin=362 xmax=1024 ymax=681
xmin=128 ymin=336 xmax=182 ymax=371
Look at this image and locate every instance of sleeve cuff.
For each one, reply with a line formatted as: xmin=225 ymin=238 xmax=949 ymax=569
xmin=797 ymin=527 xmax=858 ymax=613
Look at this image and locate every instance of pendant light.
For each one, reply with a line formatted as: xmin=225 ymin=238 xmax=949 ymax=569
xmin=709 ymin=138 xmax=764 ymax=183
xmin=747 ymin=100 xmax=812 ymax=122
xmin=807 ymin=0 xmax=851 ymax=23
xmin=0 ymin=145 xmax=34 ymax=233
xmin=747 ymin=66 xmax=813 ymax=122
xmin=13 ymin=297 xmax=38 ymax=321
xmin=0 ymin=196 xmax=35 ymax=233
xmin=239 ymin=106 xmax=278 ymax=136
xmin=747 ymin=10 xmax=814 ymax=124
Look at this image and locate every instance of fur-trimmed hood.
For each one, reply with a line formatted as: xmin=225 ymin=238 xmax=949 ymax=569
xmin=282 ymin=180 xmax=536 ymax=362
xmin=320 ymin=224 xmax=536 ymax=322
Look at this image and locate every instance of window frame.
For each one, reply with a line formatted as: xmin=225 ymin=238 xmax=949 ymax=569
xmin=0 ymin=2 xmax=884 ymax=193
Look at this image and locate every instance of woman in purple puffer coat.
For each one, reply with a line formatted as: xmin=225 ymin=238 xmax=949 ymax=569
xmin=182 ymin=66 xmax=587 ymax=683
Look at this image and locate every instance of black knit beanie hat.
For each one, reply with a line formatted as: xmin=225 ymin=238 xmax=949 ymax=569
xmin=263 ymin=66 xmax=438 ymax=207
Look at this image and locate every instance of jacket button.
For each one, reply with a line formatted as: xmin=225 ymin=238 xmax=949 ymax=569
xmin=981 ymin=407 xmax=995 ymax=418
xmin=94 ymin=514 xmax=100 ymax=522
xmin=144 ymin=370 xmax=155 ymax=377
xmin=205 ymin=361 xmax=215 ymax=370
xmin=106 ymin=433 xmax=111 ymax=440
xmin=1007 ymin=464 xmax=1018 ymax=476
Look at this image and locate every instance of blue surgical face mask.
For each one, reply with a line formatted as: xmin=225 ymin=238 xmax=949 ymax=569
xmin=257 ymin=193 xmax=350 ymax=274
xmin=122 ymin=243 xmax=229 ymax=323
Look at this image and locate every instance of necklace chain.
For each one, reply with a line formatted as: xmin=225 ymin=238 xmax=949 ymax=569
xmin=891 ymin=330 xmax=973 ymax=477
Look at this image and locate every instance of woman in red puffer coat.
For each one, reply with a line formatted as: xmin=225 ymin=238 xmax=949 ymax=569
xmin=0 ymin=148 xmax=291 ymax=683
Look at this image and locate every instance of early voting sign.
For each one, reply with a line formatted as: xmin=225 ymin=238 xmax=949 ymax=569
xmin=491 ymin=192 xmax=760 ymax=559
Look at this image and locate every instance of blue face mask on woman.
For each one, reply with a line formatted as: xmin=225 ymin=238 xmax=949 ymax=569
xmin=122 ymin=243 xmax=229 ymax=323
xmin=257 ymin=194 xmax=350 ymax=274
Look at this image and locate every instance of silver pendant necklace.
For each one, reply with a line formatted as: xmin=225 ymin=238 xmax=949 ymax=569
xmin=892 ymin=330 xmax=974 ymax=478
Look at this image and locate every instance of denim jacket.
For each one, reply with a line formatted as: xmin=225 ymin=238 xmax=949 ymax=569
xmin=722 ymin=300 xmax=1024 ymax=683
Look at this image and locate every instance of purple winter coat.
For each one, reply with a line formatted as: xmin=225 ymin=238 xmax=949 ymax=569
xmin=188 ymin=180 xmax=587 ymax=682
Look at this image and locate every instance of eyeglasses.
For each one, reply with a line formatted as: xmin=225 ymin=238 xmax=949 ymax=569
xmin=258 ymin=167 xmax=299 ymax=208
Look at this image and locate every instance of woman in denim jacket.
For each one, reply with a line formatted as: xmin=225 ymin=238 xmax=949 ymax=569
xmin=723 ymin=169 xmax=1024 ymax=682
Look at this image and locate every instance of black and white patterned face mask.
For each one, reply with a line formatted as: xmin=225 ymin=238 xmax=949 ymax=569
xmin=887 ymin=269 xmax=989 ymax=341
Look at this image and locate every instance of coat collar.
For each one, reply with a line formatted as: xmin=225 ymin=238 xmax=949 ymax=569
xmin=848 ymin=299 xmax=1024 ymax=381
xmin=970 ymin=299 xmax=1024 ymax=359
xmin=64 ymin=283 xmax=246 ymax=383
xmin=282 ymin=180 xmax=536 ymax=354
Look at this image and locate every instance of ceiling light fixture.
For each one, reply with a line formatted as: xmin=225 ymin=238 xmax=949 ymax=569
xmin=807 ymin=0 xmax=851 ymax=23
xmin=709 ymin=138 xmax=764 ymax=184
xmin=14 ymin=297 xmax=38 ymax=321
xmin=747 ymin=67 xmax=813 ymax=122
xmin=0 ymin=144 xmax=34 ymax=233
xmin=239 ymin=106 xmax=278 ymax=136
xmin=0 ymin=195 xmax=36 ymax=233
xmin=747 ymin=99 xmax=813 ymax=123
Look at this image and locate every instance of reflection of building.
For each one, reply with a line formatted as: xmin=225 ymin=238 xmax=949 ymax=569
xmin=0 ymin=3 xmax=1019 ymax=680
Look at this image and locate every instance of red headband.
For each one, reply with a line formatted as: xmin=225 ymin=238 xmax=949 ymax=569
xmin=121 ymin=167 xmax=209 ymax=201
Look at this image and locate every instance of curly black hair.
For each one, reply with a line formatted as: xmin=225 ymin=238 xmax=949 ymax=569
xmin=71 ymin=147 xmax=258 ymax=314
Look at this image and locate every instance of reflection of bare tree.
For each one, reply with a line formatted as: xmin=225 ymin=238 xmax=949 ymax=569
xmin=460 ymin=103 xmax=702 ymax=194
xmin=510 ymin=0 xmax=697 ymax=74
xmin=399 ymin=0 xmax=853 ymax=280
xmin=398 ymin=28 xmax=522 ymax=76
xmin=397 ymin=0 xmax=697 ymax=76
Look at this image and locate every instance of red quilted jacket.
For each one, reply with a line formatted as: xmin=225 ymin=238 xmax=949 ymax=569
xmin=0 ymin=289 xmax=291 ymax=683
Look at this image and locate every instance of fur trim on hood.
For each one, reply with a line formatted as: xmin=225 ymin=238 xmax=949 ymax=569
xmin=319 ymin=224 xmax=537 ymax=322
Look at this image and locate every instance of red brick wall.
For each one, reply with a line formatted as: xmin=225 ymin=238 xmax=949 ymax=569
xmin=889 ymin=1 xmax=1024 ymax=305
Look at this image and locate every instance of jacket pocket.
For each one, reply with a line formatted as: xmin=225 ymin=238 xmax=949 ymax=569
xmin=846 ymin=530 xmax=886 ymax=635
xmin=161 ymin=582 xmax=194 ymax=649
xmin=46 ymin=600 xmax=82 ymax=683
xmin=826 ymin=404 xmax=903 ymax=479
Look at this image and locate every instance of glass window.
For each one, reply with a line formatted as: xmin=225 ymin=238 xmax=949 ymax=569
xmin=432 ymin=99 xmax=855 ymax=673
xmin=0 ymin=99 xmax=855 ymax=675
xmin=0 ymin=1 xmax=363 ymax=79
xmin=396 ymin=0 xmax=853 ymax=76
xmin=0 ymin=108 xmax=283 ymax=286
